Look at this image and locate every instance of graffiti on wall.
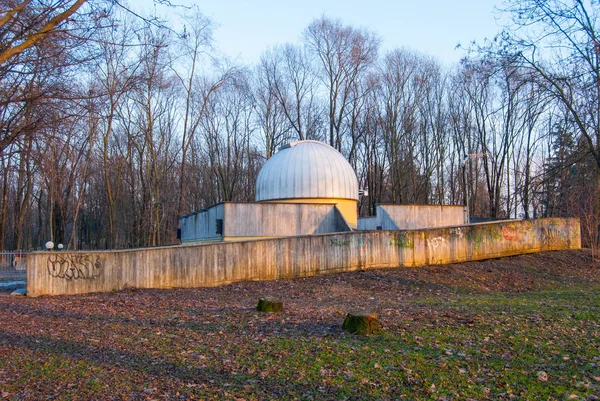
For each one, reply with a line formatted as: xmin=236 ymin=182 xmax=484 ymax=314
xmin=47 ymin=254 xmax=101 ymax=280
xmin=427 ymin=236 xmax=446 ymax=250
xmin=521 ymin=220 xmax=534 ymax=231
xmin=537 ymin=222 xmax=565 ymax=247
xmin=328 ymin=236 xmax=373 ymax=264
xmin=501 ymin=225 xmax=520 ymax=241
xmin=329 ymin=237 xmax=373 ymax=248
xmin=466 ymin=225 xmax=502 ymax=248
xmin=329 ymin=239 xmax=351 ymax=247
xmin=426 ymin=236 xmax=446 ymax=263
xmin=450 ymin=227 xmax=464 ymax=239
xmin=387 ymin=232 xmax=414 ymax=248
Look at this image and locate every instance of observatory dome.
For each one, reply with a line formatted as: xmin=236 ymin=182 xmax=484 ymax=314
xmin=256 ymin=140 xmax=359 ymax=202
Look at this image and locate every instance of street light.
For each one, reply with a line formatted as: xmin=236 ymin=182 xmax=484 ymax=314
xmin=57 ymin=243 xmax=64 ymax=251
xmin=45 ymin=241 xmax=54 ymax=251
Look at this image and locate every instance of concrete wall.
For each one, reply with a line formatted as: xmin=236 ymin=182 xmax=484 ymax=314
xmin=28 ymin=218 xmax=581 ymax=297
xmin=179 ymin=204 xmax=224 ymax=243
xmin=263 ymin=198 xmax=358 ymax=229
xmin=180 ymin=202 xmax=351 ymax=244
xmin=359 ymin=204 xmax=466 ymax=230
xmin=223 ymin=203 xmax=350 ymax=237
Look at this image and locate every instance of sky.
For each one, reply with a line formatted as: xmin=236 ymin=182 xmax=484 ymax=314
xmin=132 ymin=0 xmax=506 ymax=66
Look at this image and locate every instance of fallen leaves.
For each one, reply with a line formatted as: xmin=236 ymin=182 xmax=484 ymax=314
xmin=0 ymin=249 xmax=599 ymax=399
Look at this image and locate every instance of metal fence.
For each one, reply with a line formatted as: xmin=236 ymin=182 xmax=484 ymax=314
xmin=0 ymin=251 xmax=27 ymax=278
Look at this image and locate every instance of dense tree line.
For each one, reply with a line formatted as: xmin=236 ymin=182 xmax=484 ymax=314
xmin=0 ymin=0 xmax=598 ymax=253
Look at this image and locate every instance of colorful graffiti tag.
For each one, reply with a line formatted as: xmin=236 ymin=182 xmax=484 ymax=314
xmin=329 ymin=236 xmax=372 ymax=257
xmin=387 ymin=232 xmax=414 ymax=248
xmin=465 ymin=225 xmax=503 ymax=249
xmin=501 ymin=225 xmax=519 ymax=241
xmin=537 ymin=222 xmax=565 ymax=246
xmin=329 ymin=239 xmax=351 ymax=247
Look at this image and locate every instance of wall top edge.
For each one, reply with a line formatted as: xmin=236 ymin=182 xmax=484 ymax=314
xmin=30 ymin=218 xmax=579 ymax=256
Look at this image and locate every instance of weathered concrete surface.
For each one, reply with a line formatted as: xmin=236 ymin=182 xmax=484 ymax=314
xmin=28 ymin=218 xmax=581 ymax=297
xmin=262 ymin=198 xmax=358 ymax=230
xmin=180 ymin=202 xmax=351 ymax=243
xmin=180 ymin=204 xmax=224 ymax=242
xmin=358 ymin=204 xmax=466 ymax=230
xmin=224 ymin=202 xmax=350 ymax=237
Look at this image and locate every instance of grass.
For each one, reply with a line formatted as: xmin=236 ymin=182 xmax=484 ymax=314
xmin=0 ymin=249 xmax=599 ymax=400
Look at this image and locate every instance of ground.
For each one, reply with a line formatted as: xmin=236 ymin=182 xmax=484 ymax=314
xmin=1 ymin=250 xmax=599 ymax=400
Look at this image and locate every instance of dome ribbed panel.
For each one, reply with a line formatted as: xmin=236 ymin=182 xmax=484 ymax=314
xmin=307 ymin=144 xmax=317 ymax=198
xmin=331 ymin=149 xmax=343 ymax=198
xmin=255 ymin=140 xmax=358 ymax=201
xmin=315 ymin=143 xmax=327 ymax=197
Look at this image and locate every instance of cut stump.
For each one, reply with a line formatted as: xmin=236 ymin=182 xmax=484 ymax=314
xmin=256 ymin=297 xmax=284 ymax=312
xmin=342 ymin=311 xmax=382 ymax=335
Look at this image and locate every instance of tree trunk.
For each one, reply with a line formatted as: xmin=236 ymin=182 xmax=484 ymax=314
xmin=256 ymin=297 xmax=284 ymax=312
xmin=342 ymin=311 xmax=382 ymax=335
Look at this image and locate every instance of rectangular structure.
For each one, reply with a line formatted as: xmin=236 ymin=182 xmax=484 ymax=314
xmin=28 ymin=218 xmax=581 ymax=297
xmin=358 ymin=204 xmax=466 ymax=230
xmin=179 ymin=204 xmax=225 ymax=242
xmin=180 ymin=202 xmax=351 ymax=243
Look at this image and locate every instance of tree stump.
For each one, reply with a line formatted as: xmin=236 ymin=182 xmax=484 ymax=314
xmin=342 ymin=311 xmax=382 ymax=335
xmin=256 ymin=296 xmax=284 ymax=312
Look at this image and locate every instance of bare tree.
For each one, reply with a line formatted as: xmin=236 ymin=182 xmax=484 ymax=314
xmin=93 ymin=14 xmax=141 ymax=248
xmin=378 ymin=49 xmax=428 ymax=203
xmin=0 ymin=0 xmax=88 ymax=65
xmin=258 ymin=44 xmax=322 ymax=144
xmin=171 ymin=9 xmax=236 ymax=217
xmin=253 ymin=58 xmax=290 ymax=158
xmin=496 ymin=0 xmax=600 ymax=173
xmin=200 ymin=74 xmax=256 ymax=203
xmin=304 ymin=16 xmax=380 ymax=150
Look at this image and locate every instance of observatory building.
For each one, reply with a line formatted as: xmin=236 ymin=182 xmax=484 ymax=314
xmin=179 ymin=140 xmax=357 ymax=243
xmin=179 ymin=140 xmax=465 ymax=243
xmin=255 ymin=140 xmax=359 ymax=228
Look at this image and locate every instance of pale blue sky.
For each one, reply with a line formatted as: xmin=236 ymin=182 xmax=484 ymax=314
xmin=133 ymin=0 xmax=505 ymax=66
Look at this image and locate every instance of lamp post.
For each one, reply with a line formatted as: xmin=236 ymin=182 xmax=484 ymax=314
xmin=358 ymin=189 xmax=369 ymax=219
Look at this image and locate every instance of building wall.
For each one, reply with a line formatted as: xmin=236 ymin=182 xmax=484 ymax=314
xmin=359 ymin=204 xmax=466 ymax=230
xmin=179 ymin=204 xmax=224 ymax=243
xmin=180 ymin=203 xmax=352 ymax=244
xmin=263 ymin=198 xmax=357 ymax=229
xmin=28 ymin=218 xmax=580 ymax=297
xmin=222 ymin=203 xmax=350 ymax=237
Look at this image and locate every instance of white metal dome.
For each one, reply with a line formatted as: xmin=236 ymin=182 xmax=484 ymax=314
xmin=256 ymin=140 xmax=359 ymax=201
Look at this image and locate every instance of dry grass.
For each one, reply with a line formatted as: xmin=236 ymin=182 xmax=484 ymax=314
xmin=0 ymin=249 xmax=599 ymax=400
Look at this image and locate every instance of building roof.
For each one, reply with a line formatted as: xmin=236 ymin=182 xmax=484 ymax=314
xmin=256 ymin=140 xmax=359 ymax=202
